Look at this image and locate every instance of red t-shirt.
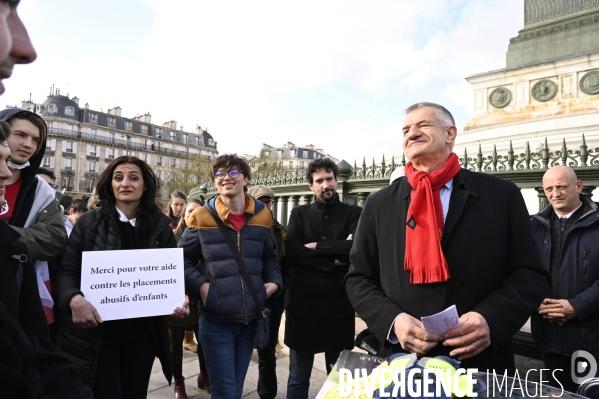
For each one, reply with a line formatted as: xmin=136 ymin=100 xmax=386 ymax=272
xmin=1 ymin=176 xmax=21 ymax=224
xmin=227 ymin=197 xmax=250 ymax=232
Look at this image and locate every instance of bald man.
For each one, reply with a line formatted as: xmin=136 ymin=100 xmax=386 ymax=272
xmin=531 ymin=165 xmax=599 ymax=392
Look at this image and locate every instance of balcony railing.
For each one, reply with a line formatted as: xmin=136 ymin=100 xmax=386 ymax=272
xmin=47 ymin=127 xmax=202 ymax=159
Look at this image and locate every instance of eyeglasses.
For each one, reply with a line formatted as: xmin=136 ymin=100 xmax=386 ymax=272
xmin=214 ymin=169 xmax=241 ymax=180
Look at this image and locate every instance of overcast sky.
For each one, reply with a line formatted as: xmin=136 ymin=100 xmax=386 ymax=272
xmin=5 ymin=0 xmax=524 ymax=164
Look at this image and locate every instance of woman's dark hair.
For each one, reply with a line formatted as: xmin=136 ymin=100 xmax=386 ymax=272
xmin=167 ymin=190 xmax=187 ymax=219
xmin=95 ymin=155 xmax=160 ymax=236
xmin=306 ymin=158 xmax=339 ymax=184
xmin=69 ymin=198 xmax=89 ymax=214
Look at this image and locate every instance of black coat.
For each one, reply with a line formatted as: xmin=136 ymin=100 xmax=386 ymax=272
xmin=283 ymin=195 xmax=362 ymax=353
xmin=0 ymin=224 xmax=93 ymax=398
xmin=0 ymin=222 xmax=52 ymax=350
xmin=530 ymin=195 xmax=599 ymax=357
xmin=345 ymin=169 xmax=550 ymax=372
xmin=56 ymin=203 xmax=176 ymax=387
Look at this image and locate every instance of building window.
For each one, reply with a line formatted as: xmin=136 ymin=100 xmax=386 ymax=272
xmin=302 ymin=150 xmax=309 ymax=158
xmin=157 ymin=156 xmax=163 ymax=166
xmin=141 ymin=153 xmax=148 ymax=162
xmin=170 ymin=131 xmax=176 ymax=141
xmin=43 ymin=157 xmax=51 ymax=167
xmin=124 ymin=121 xmax=132 ymax=132
xmin=107 ymin=148 xmax=115 ymax=159
xmin=184 ymin=147 xmax=189 ymax=156
xmin=90 ymin=129 xmax=97 ymax=140
xmin=289 ymin=149 xmax=296 ymax=158
xmin=88 ymin=145 xmax=98 ymax=156
xmin=47 ymin=104 xmax=57 ymax=113
xmin=289 ymin=161 xmax=293 ymax=168
xmin=63 ymin=158 xmax=74 ymax=170
xmin=62 ymin=176 xmax=72 ymax=191
xmin=277 ymin=150 xmax=283 ymax=158
xmin=65 ymin=107 xmax=74 ymax=116
xmin=141 ymin=125 xmax=148 ymax=135
xmin=108 ymin=117 xmax=116 ymax=124
xmin=90 ymin=113 xmax=98 ymax=124
xmin=87 ymin=179 xmax=95 ymax=192
xmin=263 ymin=150 xmax=270 ymax=157
xmin=155 ymin=128 xmax=163 ymax=139
xmin=195 ymin=136 xmax=204 ymax=147
xmin=156 ymin=170 xmax=163 ymax=179
xmin=300 ymin=161 xmax=305 ymax=169
xmin=208 ymin=138 xmax=214 ymax=146
xmin=65 ymin=141 xmax=74 ymax=153
xmin=108 ymin=132 xmax=115 ymax=144
xmin=88 ymin=161 xmax=97 ymax=172
xmin=170 ymin=158 xmax=176 ymax=167
xmin=183 ymin=134 xmax=189 ymax=144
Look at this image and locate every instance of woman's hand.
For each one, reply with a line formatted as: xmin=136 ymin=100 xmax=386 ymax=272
xmin=69 ymin=294 xmax=102 ymax=329
xmin=171 ymin=295 xmax=190 ymax=319
xmin=264 ymin=282 xmax=278 ymax=298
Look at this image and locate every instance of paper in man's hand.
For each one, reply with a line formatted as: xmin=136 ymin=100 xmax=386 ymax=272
xmin=421 ymin=305 xmax=460 ymax=336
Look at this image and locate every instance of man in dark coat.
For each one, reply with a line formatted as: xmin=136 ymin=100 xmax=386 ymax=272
xmin=284 ymin=158 xmax=362 ymax=399
xmin=345 ymin=102 xmax=550 ymax=374
xmin=531 ymin=165 xmax=599 ymax=393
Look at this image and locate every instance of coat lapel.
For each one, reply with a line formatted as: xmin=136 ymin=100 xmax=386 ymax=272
xmin=442 ymin=169 xmax=477 ymax=247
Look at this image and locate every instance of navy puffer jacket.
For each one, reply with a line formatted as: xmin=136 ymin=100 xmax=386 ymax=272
xmin=179 ymin=194 xmax=282 ymax=324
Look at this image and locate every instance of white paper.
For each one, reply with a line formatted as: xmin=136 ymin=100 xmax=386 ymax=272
xmin=421 ymin=305 xmax=460 ymax=336
xmin=80 ymin=248 xmax=185 ymax=321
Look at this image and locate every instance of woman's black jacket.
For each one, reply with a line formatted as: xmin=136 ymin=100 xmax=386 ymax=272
xmin=56 ymin=202 xmax=176 ymax=388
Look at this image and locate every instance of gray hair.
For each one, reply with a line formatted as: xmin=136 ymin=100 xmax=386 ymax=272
xmin=405 ymin=102 xmax=455 ymax=127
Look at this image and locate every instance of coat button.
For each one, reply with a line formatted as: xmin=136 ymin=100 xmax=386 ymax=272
xmin=321 ymin=236 xmax=326 ymax=239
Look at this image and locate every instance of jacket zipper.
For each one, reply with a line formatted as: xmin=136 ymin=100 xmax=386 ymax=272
xmin=238 ymin=230 xmax=249 ymax=324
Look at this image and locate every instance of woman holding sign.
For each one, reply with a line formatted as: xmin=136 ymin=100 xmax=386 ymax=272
xmin=57 ymin=156 xmax=189 ymax=399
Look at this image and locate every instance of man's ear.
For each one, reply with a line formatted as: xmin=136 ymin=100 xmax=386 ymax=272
xmin=446 ymin=125 xmax=458 ymax=144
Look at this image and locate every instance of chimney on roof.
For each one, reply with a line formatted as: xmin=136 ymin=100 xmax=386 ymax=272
xmin=71 ymin=96 xmax=79 ymax=106
xmin=85 ymin=102 xmax=89 ymax=109
xmin=305 ymin=144 xmax=315 ymax=150
xmin=315 ymin=148 xmax=323 ymax=153
xmin=195 ymin=125 xmax=203 ymax=134
xmin=163 ymin=120 xmax=177 ymax=129
xmin=107 ymin=106 xmax=122 ymax=117
xmin=262 ymin=143 xmax=273 ymax=149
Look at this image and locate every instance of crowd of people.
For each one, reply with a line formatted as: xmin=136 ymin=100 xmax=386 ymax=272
xmin=0 ymin=3 xmax=598 ymax=399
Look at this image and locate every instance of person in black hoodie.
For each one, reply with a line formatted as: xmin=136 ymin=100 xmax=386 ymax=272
xmin=57 ymin=155 xmax=189 ymax=398
xmin=0 ymin=108 xmax=66 ymax=324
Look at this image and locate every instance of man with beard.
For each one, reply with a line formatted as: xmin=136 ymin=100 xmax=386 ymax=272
xmin=283 ymin=158 xmax=362 ymax=399
xmin=0 ymin=108 xmax=66 ymax=324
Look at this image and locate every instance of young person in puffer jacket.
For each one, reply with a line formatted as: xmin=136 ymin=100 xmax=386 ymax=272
xmin=57 ymin=156 xmax=189 ymax=399
xmin=179 ymin=154 xmax=283 ymax=399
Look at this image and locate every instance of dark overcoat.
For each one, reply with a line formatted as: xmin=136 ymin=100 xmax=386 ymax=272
xmin=530 ymin=195 xmax=599 ymax=358
xmin=345 ymin=169 xmax=550 ymax=372
xmin=283 ymin=195 xmax=362 ymax=353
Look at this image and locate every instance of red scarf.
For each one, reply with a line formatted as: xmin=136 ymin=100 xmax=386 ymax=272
xmin=404 ymin=153 xmax=461 ymax=284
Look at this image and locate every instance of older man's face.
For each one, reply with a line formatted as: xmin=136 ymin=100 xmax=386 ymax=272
xmin=0 ymin=3 xmax=37 ymax=95
xmin=402 ymin=107 xmax=455 ymax=164
xmin=542 ymin=166 xmax=583 ymax=216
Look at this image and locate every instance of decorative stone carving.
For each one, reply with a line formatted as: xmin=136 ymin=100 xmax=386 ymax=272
xmin=489 ymin=87 xmax=512 ymax=108
xmin=580 ymin=70 xmax=599 ymax=95
xmin=525 ymin=0 xmax=599 ymax=26
xmin=532 ymin=80 xmax=557 ymax=102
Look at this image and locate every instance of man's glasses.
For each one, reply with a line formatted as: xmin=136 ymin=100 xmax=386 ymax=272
xmin=214 ymin=169 xmax=241 ymax=180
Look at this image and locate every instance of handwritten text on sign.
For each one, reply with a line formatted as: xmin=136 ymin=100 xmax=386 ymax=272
xmin=81 ymin=248 xmax=184 ymax=321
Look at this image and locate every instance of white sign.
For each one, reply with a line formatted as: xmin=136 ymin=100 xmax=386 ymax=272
xmin=80 ymin=248 xmax=185 ymax=321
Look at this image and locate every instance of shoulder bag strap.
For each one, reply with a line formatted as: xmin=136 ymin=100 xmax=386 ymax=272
xmin=212 ymin=212 xmax=264 ymax=319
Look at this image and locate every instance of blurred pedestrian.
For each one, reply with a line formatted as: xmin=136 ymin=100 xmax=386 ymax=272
xmin=57 ymin=156 xmax=189 ymax=398
xmin=167 ymin=190 xmax=187 ymax=229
